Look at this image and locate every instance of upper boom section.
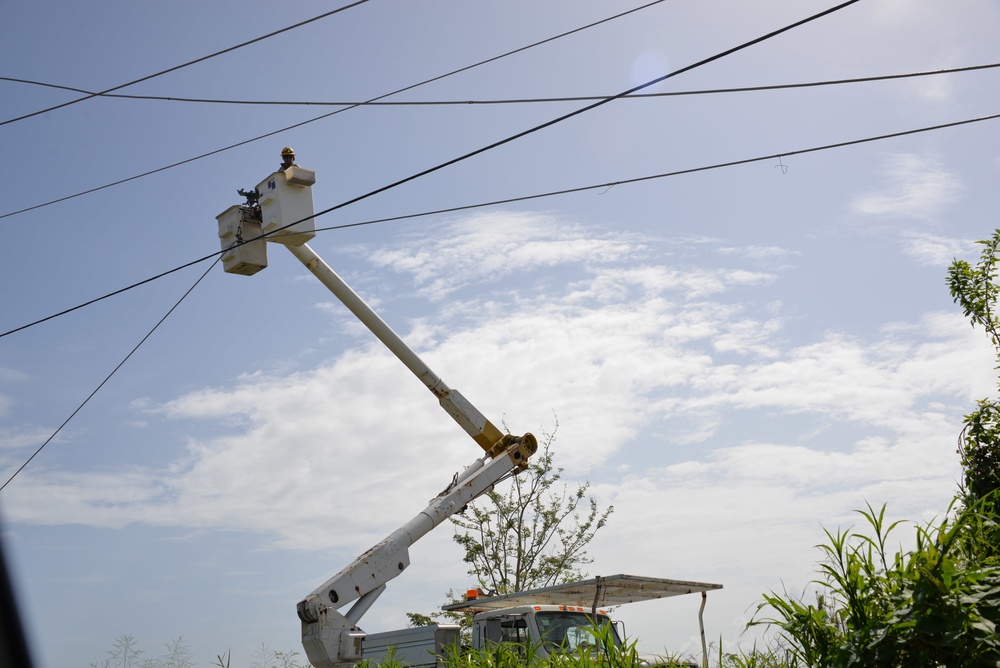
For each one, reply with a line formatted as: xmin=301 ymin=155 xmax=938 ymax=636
xmin=216 ymin=161 xmax=539 ymax=667
xmin=284 ymin=242 xmax=510 ymax=457
xmin=215 ymin=164 xmax=526 ymax=462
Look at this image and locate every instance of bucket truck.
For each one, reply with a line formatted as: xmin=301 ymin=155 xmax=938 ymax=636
xmin=217 ymin=161 xmax=538 ymax=668
xmin=216 ymin=160 xmax=721 ymax=668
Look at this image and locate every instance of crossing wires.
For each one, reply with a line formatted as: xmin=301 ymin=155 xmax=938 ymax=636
xmin=1 ymin=0 xmax=867 ymax=340
xmin=0 ymin=0 xmax=669 ymax=221
xmin=0 ymin=251 xmax=223 ymax=492
xmin=0 ymin=0 xmax=372 ymax=127
xmin=7 ymin=62 xmax=995 ymax=108
xmin=0 ymin=0 xmax=866 ymax=489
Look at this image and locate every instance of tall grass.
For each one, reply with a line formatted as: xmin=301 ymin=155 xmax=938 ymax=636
xmin=749 ymin=498 xmax=1000 ymax=667
xmin=433 ymin=621 xmax=695 ymax=668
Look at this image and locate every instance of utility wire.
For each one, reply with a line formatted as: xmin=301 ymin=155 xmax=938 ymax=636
xmin=6 ymin=106 xmax=990 ymax=343
xmin=7 ymin=62 xmax=995 ymax=107
xmin=286 ymin=0 xmax=864 ymax=226
xmin=310 ymin=111 xmax=1000 ymax=233
xmin=0 ymin=0 xmax=878 ymax=339
xmin=6 ymin=109 xmax=996 ymax=489
xmin=0 ymin=0 xmax=671 ymax=488
xmin=0 ymin=254 xmax=219 ymax=338
xmin=0 ymin=0 xmax=371 ymax=127
xmin=0 ymin=0 xmax=667 ymax=221
xmin=0 ymin=251 xmax=222 ymax=491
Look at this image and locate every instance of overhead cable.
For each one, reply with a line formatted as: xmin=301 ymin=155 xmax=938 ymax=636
xmin=309 ymin=111 xmax=1000 ymax=233
xmin=0 ymin=0 xmax=667 ymax=221
xmin=0 ymin=0 xmax=673 ymax=489
xmin=0 ymin=0 xmax=372 ymax=127
xmin=7 ymin=62 xmax=995 ymax=107
xmin=0 ymin=0 xmax=874 ymax=339
xmin=0 ymin=253 xmax=222 ymax=491
xmin=7 ymin=105 xmax=990 ymax=343
xmin=285 ymin=0 xmax=864 ymax=225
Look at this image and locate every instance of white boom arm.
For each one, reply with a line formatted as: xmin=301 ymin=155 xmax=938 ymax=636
xmin=217 ymin=170 xmax=537 ymax=668
xmin=282 ymin=243 xmax=537 ymax=668
xmin=297 ymin=435 xmax=536 ymax=668
xmin=285 ymin=243 xmax=513 ymax=457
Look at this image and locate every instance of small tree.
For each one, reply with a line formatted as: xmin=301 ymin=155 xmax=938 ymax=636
xmin=91 ymin=635 xmax=143 ymax=668
xmin=160 ymin=637 xmax=194 ymax=668
xmin=406 ymin=419 xmax=613 ymax=627
xmin=450 ymin=419 xmax=614 ymax=595
xmin=948 ymin=229 xmax=1000 ymax=509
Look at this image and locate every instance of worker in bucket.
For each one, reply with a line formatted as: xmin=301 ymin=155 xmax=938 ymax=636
xmin=279 ymin=146 xmax=297 ymax=172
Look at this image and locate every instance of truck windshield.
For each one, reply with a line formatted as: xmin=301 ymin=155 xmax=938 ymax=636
xmin=535 ymin=612 xmax=620 ymax=652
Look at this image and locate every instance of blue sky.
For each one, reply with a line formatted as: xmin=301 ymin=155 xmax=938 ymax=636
xmin=2 ymin=0 xmax=1000 ymax=665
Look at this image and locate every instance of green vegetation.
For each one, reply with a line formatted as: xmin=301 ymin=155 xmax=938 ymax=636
xmin=432 ymin=623 xmax=694 ymax=668
xmin=90 ymin=637 xmax=305 ymax=668
xmin=450 ymin=419 xmax=615 ymax=595
xmin=748 ymin=499 xmax=1000 ymax=666
xmin=949 ymin=231 xmax=1000 ymax=517
xmin=407 ymin=420 xmax=614 ymax=630
xmin=732 ymin=230 xmax=1000 ymax=667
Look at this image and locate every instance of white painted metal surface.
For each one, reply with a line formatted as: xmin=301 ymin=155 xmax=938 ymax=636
xmin=216 ymin=204 xmax=267 ymax=275
xmin=256 ymin=166 xmax=317 ymax=246
xmin=443 ymin=574 xmax=723 ymax=612
xmin=284 ymin=242 xmax=512 ymax=456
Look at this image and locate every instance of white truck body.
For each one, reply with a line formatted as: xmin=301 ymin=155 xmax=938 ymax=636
xmin=365 ymin=575 xmax=723 ymax=668
xmin=363 ymin=625 xmax=461 ymax=668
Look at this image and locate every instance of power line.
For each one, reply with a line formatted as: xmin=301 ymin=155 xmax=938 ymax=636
xmin=312 ymin=111 xmax=1000 ymax=233
xmin=0 ymin=252 xmax=222 ymax=491
xmin=0 ymin=0 xmax=865 ymax=340
xmin=7 ymin=62 xmax=996 ymax=107
xmin=0 ymin=253 xmax=221 ymax=338
xmin=298 ymin=0 xmax=864 ymax=224
xmin=0 ymin=1 xmax=674 ymax=488
xmin=0 ymin=0 xmax=372 ymax=127
xmin=0 ymin=0 xmax=899 ymax=340
xmin=0 ymin=0 xmax=667 ymax=221
xmin=5 ymin=109 xmax=996 ymax=489
xmin=7 ymin=106 xmax=990 ymax=343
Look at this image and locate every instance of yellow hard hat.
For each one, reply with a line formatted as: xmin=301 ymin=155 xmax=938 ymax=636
xmin=281 ymin=146 xmax=295 ymax=157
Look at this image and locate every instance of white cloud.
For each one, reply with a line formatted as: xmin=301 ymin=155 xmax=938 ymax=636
xmin=905 ymin=74 xmax=954 ymax=103
xmin=900 ymin=230 xmax=976 ymax=266
xmin=852 ymin=154 xmax=964 ymax=220
xmin=0 ymin=425 xmax=52 ymax=452
xmin=0 ymin=367 xmax=28 ymax=382
xmin=570 ymin=265 xmax=775 ymax=303
xmin=1 ymin=219 xmax=992 ymax=567
xmin=365 ymin=212 xmax=644 ymax=300
xmin=678 ymin=315 xmax=991 ymax=428
xmin=717 ymin=244 xmax=801 ymax=263
xmin=0 ymin=368 xmax=29 ymax=420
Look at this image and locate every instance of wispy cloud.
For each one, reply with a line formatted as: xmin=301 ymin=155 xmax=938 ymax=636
xmin=1 ymin=215 xmax=991 ymax=563
xmin=0 ymin=425 xmax=53 ymax=452
xmin=0 ymin=368 xmax=29 ymax=383
xmin=365 ymin=212 xmax=644 ymax=300
xmin=852 ymin=153 xmax=964 ymax=221
xmin=717 ymin=244 xmax=801 ymax=263
xmin=900 ymin=230 xmax=976 ymax=267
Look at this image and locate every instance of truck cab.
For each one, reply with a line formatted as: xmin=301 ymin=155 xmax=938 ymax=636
xmin=445 ymin=575 xmax=721 ymax=668
xmin=472 ymin=604 xmax=620 ymax=657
